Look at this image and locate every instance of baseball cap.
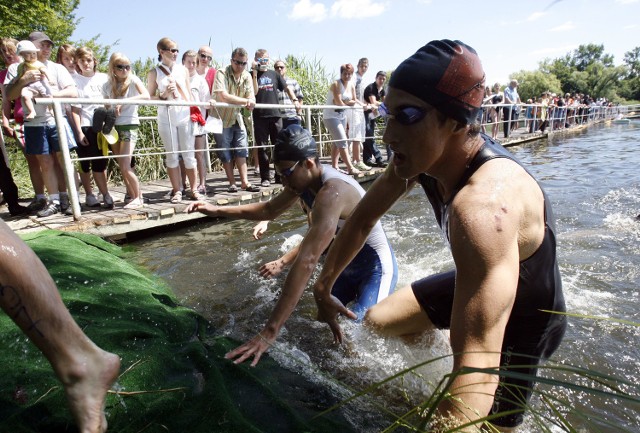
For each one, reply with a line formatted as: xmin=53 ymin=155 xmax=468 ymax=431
xmin=389 ymin=39 xmax=486 ymax=125
xmin=273 ymin=125 xmax=317 ymax=163
xmin=16 ymin=40 xmax=39 ymax=54
xmin=28 ymin=31 xmax=53 ymax=45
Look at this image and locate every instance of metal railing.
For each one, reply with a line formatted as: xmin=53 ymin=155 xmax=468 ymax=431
xmin=31 ymin=97 xmax=638 ymax=220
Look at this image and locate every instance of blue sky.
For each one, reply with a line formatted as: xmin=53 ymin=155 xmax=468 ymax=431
xmin=72 ymin=0 xmax=640 ymax=85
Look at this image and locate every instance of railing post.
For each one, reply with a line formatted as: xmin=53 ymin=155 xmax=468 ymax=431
xmin=52 ymin=101 xmax=81 ymax=219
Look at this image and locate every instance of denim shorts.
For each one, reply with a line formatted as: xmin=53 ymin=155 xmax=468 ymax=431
xmin=217 ymin=123 xmax=249 ymax=163
xmin=24 ymin=120 xmax=76 ymax=155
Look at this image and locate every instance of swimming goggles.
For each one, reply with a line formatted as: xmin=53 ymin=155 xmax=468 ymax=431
xmin=378 ymin=103 xmax=428 ymax=125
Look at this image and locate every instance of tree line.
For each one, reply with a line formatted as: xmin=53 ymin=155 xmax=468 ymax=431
xmin=1 ymin=0 xmax=638 ymax=104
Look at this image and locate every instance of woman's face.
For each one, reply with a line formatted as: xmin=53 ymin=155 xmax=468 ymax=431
xmin=160 ymin=43 xmax=179 ymax=64
xmin=113 ymin=61 xmax=131 ymax=80
xmin=340 ymin=69 xmax=353 ymax=82
xmin=60 ymin=53 xmax=75 ymax=73
xmin=1 ymin=47 xmax=19 ymax=65
xmin=183 ymin=56 xmax=197 ymax=74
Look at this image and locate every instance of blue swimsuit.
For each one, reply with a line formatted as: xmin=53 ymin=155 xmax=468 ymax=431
xmin=300 ymin=166 xmax=398 ymax=319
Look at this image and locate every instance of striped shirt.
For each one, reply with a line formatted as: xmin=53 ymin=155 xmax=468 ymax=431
xmin=213 ymin=65 xmax=253 ymax=128
xmin=278 ymin=77 xmax=304 ymax=118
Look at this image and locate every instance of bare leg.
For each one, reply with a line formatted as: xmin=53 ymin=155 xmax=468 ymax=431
xmin=24 ymin=153 xmax=45 ymax=195
xmin=222 ymin=160 xmax=235 ymax=187
xmin=364 ymin=285 xmax=435 ymax=337
xmin=92 ymin=171 xmax=109 ymax=198
xmin=236 ymin=156 xmax=250 ymax=188
xmin=113 ymin=142 xmax=141 ymax=200
xmin=339 ymin=147 xmax=355 ymax=173
xmin=166 ymin=166 xmax=182 ymax=194
xmin=194 ymin=135 xmax=206 ymax=190
xmin=22 ymin=95 xmax=37 ymax=120
xmin=0 ymin=221 xmax=120 ymax=433
xmin=79 ymin=171 xmax=94 ymax=196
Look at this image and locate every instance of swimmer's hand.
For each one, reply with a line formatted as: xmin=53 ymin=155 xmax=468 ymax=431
xmin=313 ymin=292 xmax=357 ymax=344
xmin=259 ymin=259 xmax=285 ymax=278
xmin=252 ymin=220 xmax=269 ymax=240
xmin=184 ymin=201 xmax=217 ymax=216
xmin=225 ymin=329 xmax=275 ymax=367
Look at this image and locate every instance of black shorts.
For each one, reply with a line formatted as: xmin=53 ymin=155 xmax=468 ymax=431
xmin=77 ymin=126 xmax=108 ymax=173
xmin=412 ymin=270 xmax=566 ymax=427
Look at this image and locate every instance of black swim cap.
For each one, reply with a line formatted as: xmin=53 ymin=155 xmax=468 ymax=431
xmin=389 ymin=39 xmax=486 ymax=125
xmin=273 ymin=125 xmax=317 ymax=163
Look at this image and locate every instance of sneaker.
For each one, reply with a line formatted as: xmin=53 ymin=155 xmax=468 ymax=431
xmin=85 ymin=193 xmax=100 ymax=207
xmin=123 ymin=197 xmax=144 ymax=209
xmin=36 ymin=201 xmax=60 ymax=218
xmin=373 ymin=160 xmax=388 ymax=168
xmin=261 ymin=180 xmax=271 ymax=187
xmin=9 ymin=204 xmax=30 ymax=217
xmin=59 ymin=195 xmax=70 ymax=214
xmin=354 ymin=161 xmax=371 ymax=171
xmin=102 ymin=194 xmax=114 ymax=209
xmin=28 ymin=197 xmax=47 ymax=213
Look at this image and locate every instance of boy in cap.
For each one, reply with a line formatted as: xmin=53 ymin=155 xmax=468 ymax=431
xmin=15 ymin=40 xmax=52 ymax=121
xmin=312 ymin=40 xmax=566 ymax=430
xmin=186 ymin=124 xmax=397 ymax=366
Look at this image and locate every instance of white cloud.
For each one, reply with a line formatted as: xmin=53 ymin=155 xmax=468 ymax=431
xmin=549 ymin=21 xmax=576 ymax=32
xmin=288 ymin=0 xmax=327 ymax=23
xmin=330 ymin=0 xmax=388 ymax=19
xmin=526 ymin=11 xmax=547 ymax=22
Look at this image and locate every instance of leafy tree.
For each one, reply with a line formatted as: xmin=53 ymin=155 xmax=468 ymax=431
xmin=623 ymin=47 xmax=640 ymax=79
xmin=511 ymin=70 xmax=562 ymax=102
xmin=570 ymin=44 xmax=614 ymax=71
xmin=0 ymin=0 xmax=80 ymax=46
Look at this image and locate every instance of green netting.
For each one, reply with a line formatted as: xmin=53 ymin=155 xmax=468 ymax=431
xmin=0 ymin=230 xmax=357 ymax=432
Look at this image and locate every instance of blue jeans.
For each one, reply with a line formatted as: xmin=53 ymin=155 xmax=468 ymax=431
xmin=217 ymin=124 xmax=249 ymax=163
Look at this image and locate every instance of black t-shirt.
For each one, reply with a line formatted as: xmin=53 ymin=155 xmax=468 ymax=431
xmin=254 ymin=70 xmax=287 ymax=118
xmin=363 ymin=82 xmax=386 ymax=113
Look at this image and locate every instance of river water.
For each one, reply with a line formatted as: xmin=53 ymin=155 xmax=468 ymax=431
xmin=131 ymin=122 xmax=640 ymax=432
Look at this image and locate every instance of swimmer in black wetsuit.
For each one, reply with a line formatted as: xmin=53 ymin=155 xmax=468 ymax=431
xmin=313 ymin=40 xmax=566 ymax=431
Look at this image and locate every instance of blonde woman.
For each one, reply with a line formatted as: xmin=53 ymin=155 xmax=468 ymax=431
xmin=146 ymin=37 xmax=202 ymax=203
xmin=70 ymin=46 xmax=113 ymax=209
xmin=103 ymin=52 xmax=149 ymax=209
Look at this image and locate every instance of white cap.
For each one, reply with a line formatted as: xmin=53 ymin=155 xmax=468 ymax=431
xmin=17 ymin=40 xmax=39 ymax=54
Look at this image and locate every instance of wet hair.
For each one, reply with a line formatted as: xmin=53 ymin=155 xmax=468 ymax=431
xmin=107 ymin=52 xmax=132 ymax=98
xmin=340 ymin=63 xmax=354 ymax=74
xmin=75 ymin=46 xmax=98 ymax=73
xmin=156 ymin=37 xmax=176 ymax=62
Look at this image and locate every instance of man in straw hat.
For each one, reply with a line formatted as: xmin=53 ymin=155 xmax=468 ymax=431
xmin=312 ymin=40 xmax=567 ymax=430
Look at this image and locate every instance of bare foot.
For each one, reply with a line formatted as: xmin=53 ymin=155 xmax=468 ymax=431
xmin=24 ymin=111 xmax=36 ymax=121
xmin=63 ymin=349 xmax=121 ymax=433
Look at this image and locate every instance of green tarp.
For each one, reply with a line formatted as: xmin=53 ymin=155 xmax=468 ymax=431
xmin=0 ymin=231 xmax=357 ymax=432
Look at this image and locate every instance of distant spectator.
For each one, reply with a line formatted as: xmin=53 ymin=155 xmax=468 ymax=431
xmin=502 ymin=79 xmax=521 ymax=138
xmin=274 ymin=59 xmax=304 ymax=129
xmin=362 ymin=70 xmax=388 ymax=167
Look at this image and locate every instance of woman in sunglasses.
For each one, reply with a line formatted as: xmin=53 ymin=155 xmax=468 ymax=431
xmin=103 ymin=52 xmax=149 ymax=209
xmin=69 ymin=46 xmax=114 ymax=210
xmin=147 ymin=37 xmax=202 ymax=203
xmin=313 ymin=40 xmax=566 ymax=431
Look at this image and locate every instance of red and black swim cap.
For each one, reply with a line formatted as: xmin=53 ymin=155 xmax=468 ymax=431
xmin=389 ymin=40 xmax=485 ymax=125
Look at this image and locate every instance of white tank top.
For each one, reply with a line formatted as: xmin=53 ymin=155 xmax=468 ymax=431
xmin=323 ymin=80 xmax=351 ymax=119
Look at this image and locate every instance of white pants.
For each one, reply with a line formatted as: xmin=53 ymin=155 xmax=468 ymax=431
xmin=158 ymin=121 xmax=195 ymax=169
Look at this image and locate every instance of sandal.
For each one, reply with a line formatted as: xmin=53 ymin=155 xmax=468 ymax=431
xmin=243 ymin=184 xmax=261 ymax=193
xmin=188 ymin=189 xmax=205 ymax=201
xmin=227 ymin=184 xmax=238 ymax=193
xmin=334 ymin=167 xmax=349 ymax=175
xmin=197 ymin=185 xmax=206 ymax=194
xmin=348 ymin=167 xmax=360 ymax=175
xmin=170 ymin=190 xmax=182 ymax=203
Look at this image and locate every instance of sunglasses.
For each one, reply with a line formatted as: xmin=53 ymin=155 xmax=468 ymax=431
xmin=115 ymin=64 xmax=131 ymax=71
xmin=199 ymin=53 xmax=212 ymax=60
xmin=231 ymin=59 xmax=247 ymax=66
xmin=378 ymin=103 xmax=428 ymax=125
xmin=163 ymin=48 xmax=179 ymax=54
xmin=277 ymin=160 xmax=301 ymax=178
xmin=258 ymin=58 xmax=269 ymax=64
